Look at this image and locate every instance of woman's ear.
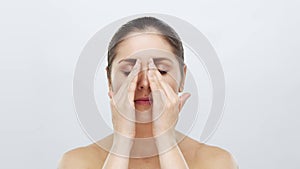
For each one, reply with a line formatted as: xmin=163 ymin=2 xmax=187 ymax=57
xmin=179 ymin=64 xmax=187 ymax=92
xmin=108 ymin=90 xmax=113 ymax=99
xmin=106 ymin=66 xmax=113 ymax=99
xmin=108 ymin=83 xmax=113 ymax=99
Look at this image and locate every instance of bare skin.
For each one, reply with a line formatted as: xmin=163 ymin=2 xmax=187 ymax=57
xmin=58 ymin=32 xmax=238 ymax=169
xmin=58 ymin=132 xmax=238 ymax=169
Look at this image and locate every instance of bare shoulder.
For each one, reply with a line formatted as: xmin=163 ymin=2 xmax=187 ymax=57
xmin=58 ymin=135 xmax=112 ymax=169
xmin=195 ymin=143 xmax=238 ymax=169
xmin=178 ymin=134 xmax=238 ymax=169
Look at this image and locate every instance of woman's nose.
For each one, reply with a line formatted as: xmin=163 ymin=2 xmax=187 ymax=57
xmin=137 ymin=70 xmax=150 ymax=90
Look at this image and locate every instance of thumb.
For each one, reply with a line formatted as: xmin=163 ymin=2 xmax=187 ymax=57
xmin=178 ymin=93 xmax=191 ymax=112
xmin=108 ymin=90 xmax=114 ymax=99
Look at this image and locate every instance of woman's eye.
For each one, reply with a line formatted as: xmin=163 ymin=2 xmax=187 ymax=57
xmin=158 ymin=70 xmax=168 ymax=75
xmin=120 ymin=65 xmax=133 ymax=76
xmin=122 ymin=71 xmax=130 ymax=76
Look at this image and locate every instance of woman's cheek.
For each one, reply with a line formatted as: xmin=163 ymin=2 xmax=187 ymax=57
xmin=166 ymin=71 xmax=181 ymax=91
xmin=111 ymin=72 xmax=126 ymax=92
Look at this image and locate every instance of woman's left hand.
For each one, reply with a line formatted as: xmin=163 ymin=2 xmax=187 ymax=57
xmin=147 ymin=59 xmax=191 ymax=138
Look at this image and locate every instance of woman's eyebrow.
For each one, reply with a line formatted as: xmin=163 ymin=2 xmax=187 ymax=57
xmin=153 ymin=57 xmax=173 ymax=63
xmin=118 ymin=58 xmax=136 ymax=64
xmin=118 ymin=57 xmax=173 ymax=64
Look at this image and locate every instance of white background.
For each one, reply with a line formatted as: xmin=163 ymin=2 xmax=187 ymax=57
xmin=0 ymin=0 xmax=299 ymax=168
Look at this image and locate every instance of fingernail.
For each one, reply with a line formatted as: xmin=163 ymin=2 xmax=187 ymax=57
xmin=135 ymin=59 xmax=140 ymax=66
xmin=148 ymin=61 xmax=156 ymax=69
xmin=148 ymin=70 xmax=153 ymax=77
xmin=186 ymin=93 xmax=191 ymax=98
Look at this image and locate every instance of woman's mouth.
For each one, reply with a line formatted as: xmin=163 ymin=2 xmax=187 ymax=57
xmin=134 ymin=97 xmax=152 ymax=105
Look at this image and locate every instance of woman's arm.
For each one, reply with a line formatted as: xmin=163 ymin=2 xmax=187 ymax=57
xmin=148 ymin=58 xmax=191 ymax=169
xmin=102 ymin=60 xmax=141 ymax=168
xmin=156 ymin=133 xmax=189 ymax=169
xmin=158 ymin=145 xmax=189 ymax=169
xmin=101 ymin=134 xmax=133 ymax=169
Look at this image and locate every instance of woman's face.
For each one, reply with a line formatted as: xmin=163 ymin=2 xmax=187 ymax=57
xmin=109 ymin=32 xmax=186 ymax=113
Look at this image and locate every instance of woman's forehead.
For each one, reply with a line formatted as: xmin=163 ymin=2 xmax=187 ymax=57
xmin=114 ymin=33 xmax=174 ymax=57
xmin=117 ymin=49 xmax=179 ymax=64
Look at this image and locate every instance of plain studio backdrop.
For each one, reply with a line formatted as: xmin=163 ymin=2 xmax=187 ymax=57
xmin=0 ymin=0 xmax=299 ymax=169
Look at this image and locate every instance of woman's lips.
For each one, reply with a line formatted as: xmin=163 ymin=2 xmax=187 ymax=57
xmin=134 ymin=98 xmax=152 ymax=105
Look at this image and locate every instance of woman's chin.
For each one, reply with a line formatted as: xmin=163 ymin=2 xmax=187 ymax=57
xmin=135 ymin=107 xmax=152 ymax=114
xmin=135 ymin=103 xmax=152 ymax=112
xmin=134 ymin=105 xmax=152 ymax=123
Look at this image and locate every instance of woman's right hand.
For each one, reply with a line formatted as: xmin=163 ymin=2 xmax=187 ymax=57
xmin=109 ymin=59 xmax=141 ymax=139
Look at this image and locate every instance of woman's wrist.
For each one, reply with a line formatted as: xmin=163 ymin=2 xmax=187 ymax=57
xmin=154 ymin=129 xmax=177 ymax=153
xmin=111 ymin=132 xmax=134 ymax=157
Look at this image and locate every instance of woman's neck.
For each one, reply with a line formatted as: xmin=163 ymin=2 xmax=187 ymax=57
xmin=135 ymin=122 xmax=153 ymax=138
xmin=131 ymin=122 xmax=158 ymax=158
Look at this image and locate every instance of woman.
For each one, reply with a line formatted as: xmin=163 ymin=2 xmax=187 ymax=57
xmin=58 ymin=16 xmax=238 ymax=169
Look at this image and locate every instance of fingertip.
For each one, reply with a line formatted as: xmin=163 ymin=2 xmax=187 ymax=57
xmin=147 ymin=69 xmax=153 ymax=77
xmin=148 ymin=58 xmax=154 ymax=63
xmin=148 ymin=58 xmax=156 ymax=69
xmin=108 ymin=91 xmax=114 ymax=99
xmin=136 ymin=58 xmax=141 ymax=64
xmin=134 ymin=59 xmax=141 ymax=68
xmin=181 ymin=92 xmax=191 ymax=101
xmin=185 ymin=92 xmax=191 ymax=98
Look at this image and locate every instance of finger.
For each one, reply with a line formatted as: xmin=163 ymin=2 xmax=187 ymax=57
xmin=149 ymin=58 xmax=177 ymax=100
xmin=125 ymin=59 xmax=141 ymax=87
xmin=147 ymin=59 xmax=161 ymax=92
xmin=148 ymin=69 xmax=166 ymax=118
xmin=123 ymin=59 xmax=141 ymax=112
xmin=128 ymin=72 xmax=139 ymax=105
xmin=178 ymin=93 xmax=191 ymax=111
xmin=115 ymin=59 xmax=141 ymax=95
xmin=153 ymin=69 xmax=177 ymax=100
xmin=148 ymin=57 xmax=157 ymax=70
xmin=147 ymin=69 xmax=160 ymax=91
xmin=112 ymin=59 xmax=141 ymax=118
xmin=108 ymin=91 xmax=114 ymax=99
